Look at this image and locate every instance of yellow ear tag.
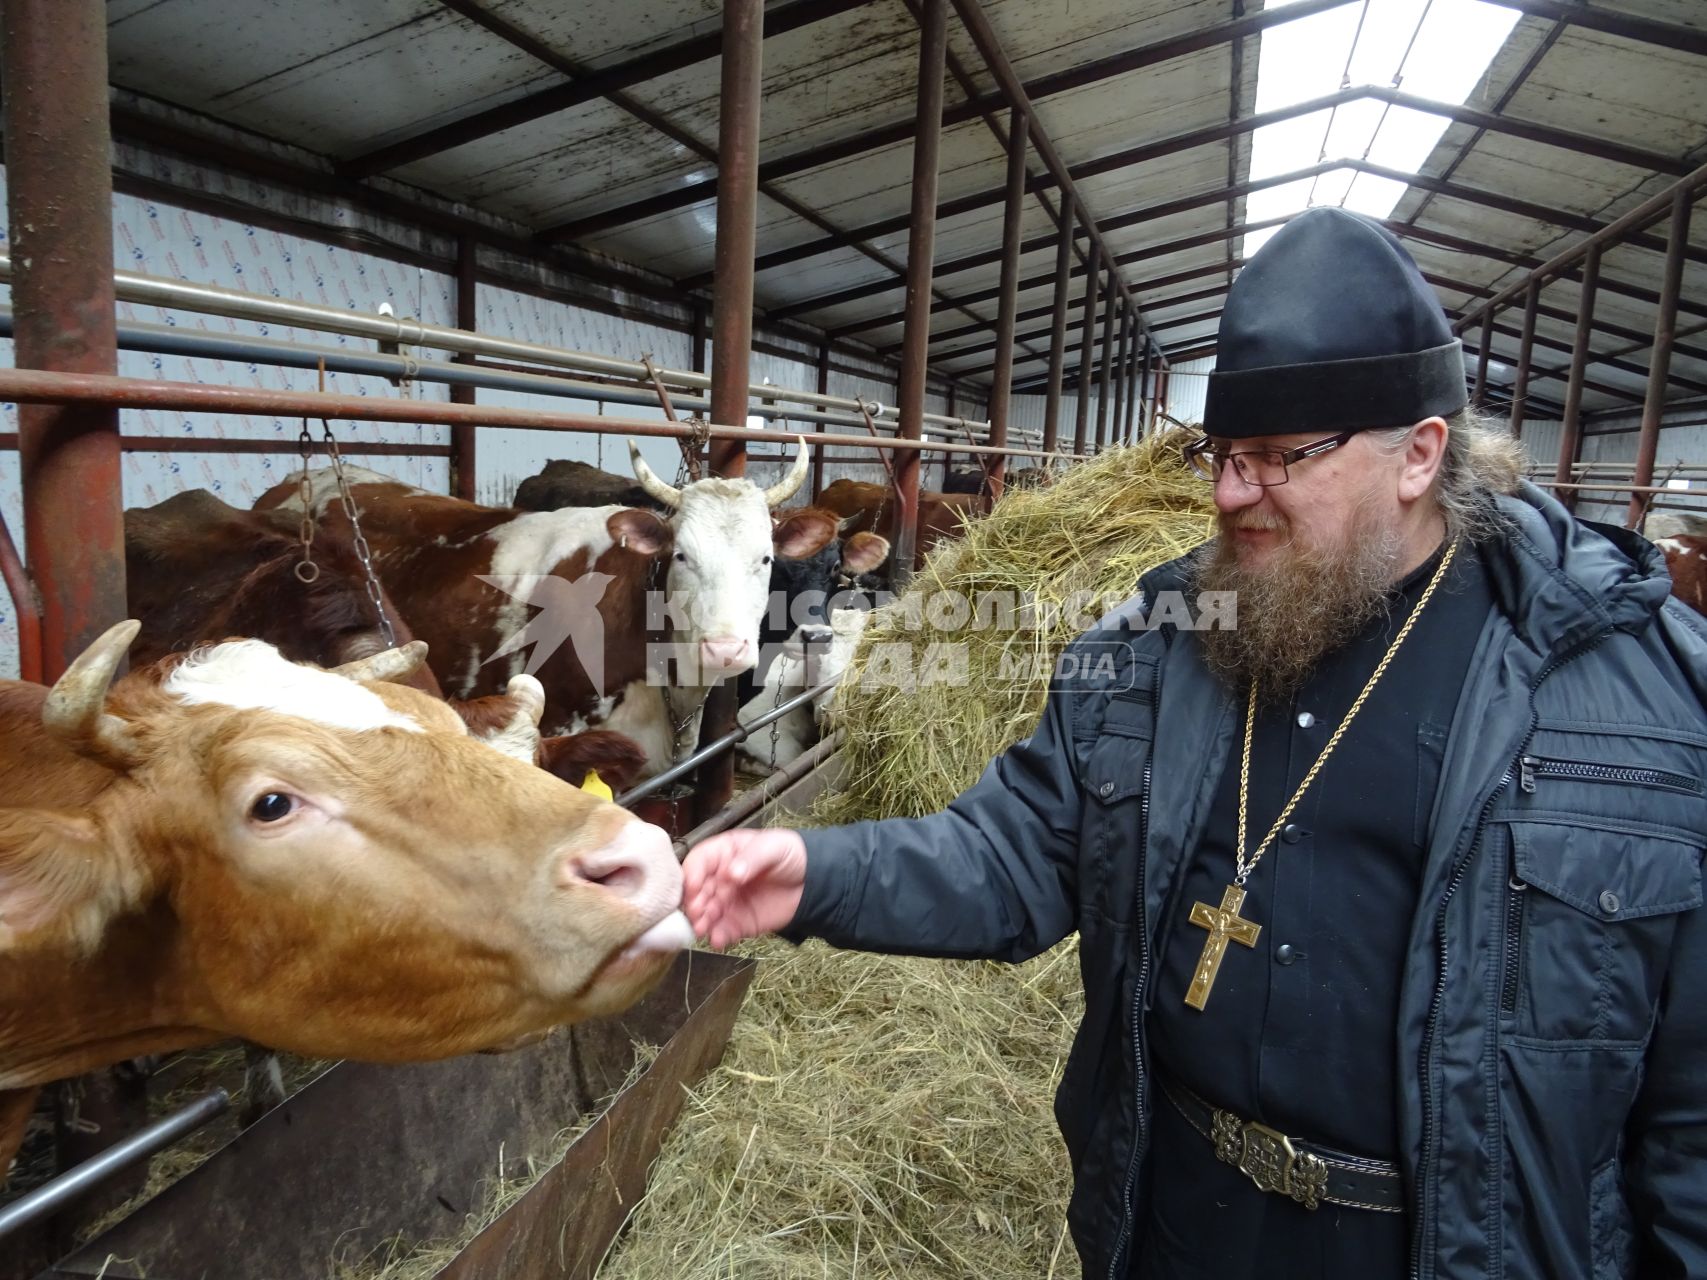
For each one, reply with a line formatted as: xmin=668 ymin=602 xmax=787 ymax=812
xmin=580 ymin=768 xmax=613 ymax=801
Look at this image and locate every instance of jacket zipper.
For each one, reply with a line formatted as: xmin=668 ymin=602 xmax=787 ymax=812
xmin=1107 ymin=675 xmax=1158 ymax=1279
xmin=1409 ymin=631 xmax=1608 ymax=1280
xmin=1517 ymin=754 xmax=1699 ymax=796
xmin=1498 ymin=876 xmax=1526 ymax=1017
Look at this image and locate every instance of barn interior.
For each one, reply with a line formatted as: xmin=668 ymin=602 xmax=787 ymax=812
xmin=1 ymin=0 xmax=1704 ymax=1276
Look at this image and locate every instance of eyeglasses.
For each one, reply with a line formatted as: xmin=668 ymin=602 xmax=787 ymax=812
xmin=1182 ymin=430 xmax=1358 ymax=487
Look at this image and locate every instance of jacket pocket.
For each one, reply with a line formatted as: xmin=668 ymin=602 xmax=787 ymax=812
xmin=1502 ymin=818 xmax=1703 ymax=1043
xmin=1590 ymin=1155 xmax=1635 ymax=1280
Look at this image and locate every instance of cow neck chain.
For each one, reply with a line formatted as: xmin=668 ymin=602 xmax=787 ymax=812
xmin=292 ymin=417 xmax=397 ymax=650
xmin=1233 ymin=537 xmax=1458 ymax=888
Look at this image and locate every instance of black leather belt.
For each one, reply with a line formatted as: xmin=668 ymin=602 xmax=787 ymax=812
xmin=1159 ymin=1076 xmax=1406 ymax=1214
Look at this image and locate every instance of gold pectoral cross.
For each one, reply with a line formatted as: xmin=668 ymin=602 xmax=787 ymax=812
xmin=1184 ymin=884 xmax=1262 ymax=1010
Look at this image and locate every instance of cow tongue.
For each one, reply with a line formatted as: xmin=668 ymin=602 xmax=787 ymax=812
xmin=629 ymin=910 xmax=694 ymax=955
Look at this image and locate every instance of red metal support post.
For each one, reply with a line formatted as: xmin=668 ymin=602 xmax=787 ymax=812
xmin=811 ymin=342 xmax=829 ymax=501
xmin=698 ymin=0 xmax=765 ymax=824
xmin=1041 ymin=205 xmax=1073 ymax=455
xmin=987 ymin=107 xmax=1027 ymax=500
xmin=1073 ymin=265 xmax=1098 ymax=454
xmin=2 ymin=0 xmax=146 ymax=1238
xmin=3 ymin=0 xmax=125 ymax=682
xmin=893 ymin=0 xmax=948 ymax=581
xmin=1509 ymin=278 xmax=1540 ymax=439
xmin=450 ymin=233 xmax=479 ymax=500
xmin=705 ymin=0 xmax=764 ymax=478
xmin=1138 ymin=346 xmax=1152 ymax=438
xmin=1112 ymin=309 xmax=1131 ymax=447
xmin=1096 ymin=277 xmax=1116 ymax=451
xmin=1552 ymin=242 xmax=1601 ymax=513
xmin=1125 ymin=322 xmax=1143 ymax=443
xmin=1625 ymin=188 xmax=1691 ymax=530
xmin=1472 ymin=308 xmax=1493 ymax=409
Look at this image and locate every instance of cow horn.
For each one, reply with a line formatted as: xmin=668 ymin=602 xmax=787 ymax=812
xmin=332 ymin=640 xmax=429 ymax=685
xmin=763 ymin=437 xmax=811 ymax=508
xmin=628 ymin=442 xmax=682 ymax=509
xmin=42 ymin=619 xmax=145 ymax=766
xmin=504 ymin=674 xmax=546 ymax=729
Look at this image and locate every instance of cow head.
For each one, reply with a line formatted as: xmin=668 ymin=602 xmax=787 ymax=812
xmin=765 ymin=524 xmax=891 ymax=649
xmin=621 ymin=438 xmax=836 ymax=678
xmin=0 ymin=622 xmax=691 ymax=1069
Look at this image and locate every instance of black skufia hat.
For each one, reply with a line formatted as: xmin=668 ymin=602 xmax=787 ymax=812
xmin=1202 ymin=207 xmax=1467 ymax=439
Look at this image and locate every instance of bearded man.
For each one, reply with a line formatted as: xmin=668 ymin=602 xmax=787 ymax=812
xmin=682 ymin=208 xmax=1707 ymax=1279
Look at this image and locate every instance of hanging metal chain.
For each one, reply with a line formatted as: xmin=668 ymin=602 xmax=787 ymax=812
xmin=675 ymin=415 xmax=711 ymax=486
xmin=294 ymin=422 xmax=322 ymax=584
xmin=313 ymin=416 xmax=397 ymax=650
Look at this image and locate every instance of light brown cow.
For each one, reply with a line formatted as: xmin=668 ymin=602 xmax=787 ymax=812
xmin=254 ymin=443 xmax=837 ymax=776
xmin=816 ymin=479 xmax=983 ymax=571
xmin=0 ymin=623 xmax=691 ymax=1177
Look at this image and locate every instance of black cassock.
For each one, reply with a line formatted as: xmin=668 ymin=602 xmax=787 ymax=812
xmin=1139 ymin=538 xmax=1495 ymax=1279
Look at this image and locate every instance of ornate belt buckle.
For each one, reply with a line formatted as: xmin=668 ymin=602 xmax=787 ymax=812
xmin=1210 ymin=1109 xmax=1329 ymax=1210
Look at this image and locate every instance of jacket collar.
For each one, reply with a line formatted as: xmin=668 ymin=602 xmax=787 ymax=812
xmin=1481 ymin=480 xmax=1672 ymax=661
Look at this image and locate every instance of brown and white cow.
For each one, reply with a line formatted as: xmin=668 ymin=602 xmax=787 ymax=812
xmin=816 ymin=478 xmax=983 ymax=571
xmin=1657 ymin=533 xmax=1706 ymax=617
xmin=125 ymin=489 xmax=647 ymax=793
xmin=0 ymin=622 xmax=692 ymax=1177
xmin=254 ymin=443 xmax=837 ymax=776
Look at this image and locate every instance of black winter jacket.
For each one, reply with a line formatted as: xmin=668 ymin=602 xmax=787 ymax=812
xmin=793 ymin=485 xmax=1707 ymax=1279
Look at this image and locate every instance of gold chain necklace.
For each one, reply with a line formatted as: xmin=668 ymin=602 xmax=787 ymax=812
xmin=1183 ymin=538 xmax=1460 ymax=1010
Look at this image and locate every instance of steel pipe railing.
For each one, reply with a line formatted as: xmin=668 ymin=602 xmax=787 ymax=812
xmin=0 ymin=1089 xmax=228 ymax=1241
xmin=616 ymin=676 xmax=839 ymax=806
xmin=0 ymin=306 xmax=1045 ymax=447
xmin=0 ymin=368 xmax=1071 ymax=461
xmin=0 ymin=253 xmax=995 ymax=438
xmin=670 ymin=731 xmax=846 ymax=855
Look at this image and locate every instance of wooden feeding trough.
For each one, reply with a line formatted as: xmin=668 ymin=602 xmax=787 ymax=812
xmin=38 ymin=951 xmax=754 ymax=1280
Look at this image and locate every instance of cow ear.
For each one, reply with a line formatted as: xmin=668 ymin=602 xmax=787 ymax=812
xmin=607 ymin=509 xmax=670 ymax=555
xmin=772 ymin=509 xmax=837 ymax=560
xmin=0 ymin=810 xmax=147 ymax=955
xmin=841 ymin=532 xmax=891 ymax=576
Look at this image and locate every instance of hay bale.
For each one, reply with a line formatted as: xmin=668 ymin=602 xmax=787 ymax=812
xmin=818 ymin=431 xmax=1214 ymax=822
xmin=596 ymin=435 xmax=1214 ymax=1280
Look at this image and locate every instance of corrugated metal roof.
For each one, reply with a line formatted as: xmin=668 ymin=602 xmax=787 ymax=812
xmin=90 ymin=0 xmax=1707 ymax=413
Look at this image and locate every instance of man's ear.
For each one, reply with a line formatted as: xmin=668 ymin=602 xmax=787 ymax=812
xmin=0 ymin=810 xmax=146 ymax=955
xmin=1398 ymin=416 xmax=1449 ymax=503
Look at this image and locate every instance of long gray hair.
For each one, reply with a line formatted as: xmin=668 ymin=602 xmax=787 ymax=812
xmin=1367 ymin=406 xmax=1526 ymax=544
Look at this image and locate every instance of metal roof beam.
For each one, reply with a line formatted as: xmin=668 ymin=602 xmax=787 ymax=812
xmin=405 ymin=0 xmax=1045 ymax=366
xmin=947 ymin=0 xmax=1143 ymax=325
xmin=339 ymin=0 xmax=869 ymax=178
xmin=538 ymin=0 xmax=1361 ymax=243
xmin=1501 ymin=0 xmax=1707 ymax=58
xmin=786 ymin=162 xmax=1344 ymax=323
xmin=939 ymin=284 xmax=1230 ymax=367
xmin=693 ymin=82 xmax=1689 ymax=287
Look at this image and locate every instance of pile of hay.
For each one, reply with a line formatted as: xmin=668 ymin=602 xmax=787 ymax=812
xmin=818 ymin=429 xmax=1214 ymax=822
xmin=596 ymin=434 xmax=1215 ymax=1280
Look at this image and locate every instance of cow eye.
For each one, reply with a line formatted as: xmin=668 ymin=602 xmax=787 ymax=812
xmin=761 ymin=554 xmax=773 ymax=566
xmin=249 ymin=792 xmax=296 ymax=823
xmin=674 ymin=551 xmax=688 ymax=564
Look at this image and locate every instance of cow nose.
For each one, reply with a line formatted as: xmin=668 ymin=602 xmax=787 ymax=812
xmin=699 ymin=634 xmax=753 ymax=672
xmin=797 ymin=625 xmax=833 ymax=648
xmin=557 ymin=820 xmax=683 ymax=920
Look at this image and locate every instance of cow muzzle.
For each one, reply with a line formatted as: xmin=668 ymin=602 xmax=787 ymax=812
xmin=699 ymin=634 xmax=754 ymax=674
xmin=556 ymin=819 xmax=684 ymax=931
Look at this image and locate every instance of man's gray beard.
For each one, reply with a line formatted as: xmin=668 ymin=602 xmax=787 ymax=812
xmin=1192 ymin=503 xmax=1406 ymax=707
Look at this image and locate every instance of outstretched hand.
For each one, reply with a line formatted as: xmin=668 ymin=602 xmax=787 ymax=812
xmin=682 ymin=827 xmax=808 ymax=949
